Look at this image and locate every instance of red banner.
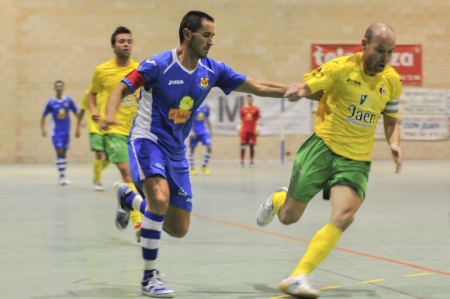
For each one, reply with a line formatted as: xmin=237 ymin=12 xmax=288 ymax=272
xmin=311 ymin=44 xmax=422 ymax=85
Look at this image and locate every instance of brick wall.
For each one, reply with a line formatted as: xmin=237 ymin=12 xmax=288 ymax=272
xmin=1 ymin=0 xmax=449 ymax=163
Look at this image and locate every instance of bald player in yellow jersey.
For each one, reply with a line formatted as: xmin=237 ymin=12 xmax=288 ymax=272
xmin=88 ymin=26 xmax=142 ymax=242
xmin=256 ymin=23 xmax=403 ymax=298
xmin=75 ymin=90 xmax=109 ymax=191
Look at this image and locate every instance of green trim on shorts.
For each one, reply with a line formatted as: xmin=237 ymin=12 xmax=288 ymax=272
xmin=89 ymin=133 xmax=106 ymax=152
xmin=105 ymin=133 xmax=129 ymax=164
xmin=288 ymin=133 xmax=371 ymax=203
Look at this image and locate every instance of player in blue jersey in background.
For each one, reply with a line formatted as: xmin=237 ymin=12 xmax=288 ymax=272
xmin=104 ymin=11 xmax=292 ymax=297
xmin=40 ymin=80 xmax=78 ymax=185
xmin=188 ymin=103 xmax=212 ymax=175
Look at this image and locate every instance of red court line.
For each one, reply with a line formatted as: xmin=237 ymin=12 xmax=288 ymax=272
xmin=192 ymin=213 xmax=450 ymax=276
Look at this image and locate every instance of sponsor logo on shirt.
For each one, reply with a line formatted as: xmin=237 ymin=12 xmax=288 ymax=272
xmin=346 ymin=105 xmax=376 ymax=128
xmin=168 ymin=96 xmax=194 ymax=124
xmin=347 ymin=78 xmax=361 ymax=85
xmin=57 ymin=108 xmax=67 ymax=119
xmin=168 ymin=80 xmax=184 ymax=85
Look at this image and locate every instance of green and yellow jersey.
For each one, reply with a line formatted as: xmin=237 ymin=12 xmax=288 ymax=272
xmin=305 ymin=52 xmax=402 ymax=162
xmin=89 ymin=58 xmax=139 ymax=136
xmin=80 ymin=90 xmax=102 ymax=134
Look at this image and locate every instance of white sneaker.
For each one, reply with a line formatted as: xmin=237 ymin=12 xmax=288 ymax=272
xmin=59 ymin=177 xmax=71 ymax=185
xmin=94 ymin=183 xmax=105 ymax=191
xmin=141 ymin=271 xmax=174 ymax=298
xmin=278 ymin=274 xmax=320 ymax=298
xmin=256 ymin=187 xmax=287 ymax=227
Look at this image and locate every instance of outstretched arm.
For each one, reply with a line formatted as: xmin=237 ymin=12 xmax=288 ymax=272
xmin=383 ymin=114 xmax=402 ymax=173
xmin=234 ymin=77 xmax=287 ymax=98
xmin=284 ymin=82 xmax=314 ymax=102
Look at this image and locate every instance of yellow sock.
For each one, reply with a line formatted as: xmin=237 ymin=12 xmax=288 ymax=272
xmin=126 ymin=182 xmax=142 ymax=227
xmin=93 ymin=159 xmax=103 ymax=183
xmin=291 ymin=223 xmax=343 ymax=276
xmin=101 ymin=158 xmax=109 ymax=170
xmin=272 ymin=189 xmax=287 ymax=215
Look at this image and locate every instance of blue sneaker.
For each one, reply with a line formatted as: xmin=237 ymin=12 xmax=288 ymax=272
xmin=113 ymin=182 xmax=132 ymax=230
xmin=141 ymin=272 xmax=174 ymax=298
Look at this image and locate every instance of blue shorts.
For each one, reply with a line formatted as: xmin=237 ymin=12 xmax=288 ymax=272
xmin=52 ymin=133 xmax=70 ymax=150
xmin=129 ymin=138 xmax=193 ymax=212
xmin=189 ymin=133 xmax=211 ymax=149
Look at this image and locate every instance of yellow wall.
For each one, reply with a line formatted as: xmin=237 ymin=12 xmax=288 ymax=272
xmin=1 ymin=0 xmax=449 ymax=163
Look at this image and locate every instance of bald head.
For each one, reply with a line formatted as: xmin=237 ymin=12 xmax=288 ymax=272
xmin=364 ymin=23 xmax=396 ymax=43
xmin=361 ymin=23 xmax=396 ymax=75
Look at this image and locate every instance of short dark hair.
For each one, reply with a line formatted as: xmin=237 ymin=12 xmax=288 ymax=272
xmin=111 ymin=26 xmax=132 ymax=45
xmin=179 ymin=11 xmax=214 ymax=43
xmin=54 ymin=80 xmax=64 ymax=86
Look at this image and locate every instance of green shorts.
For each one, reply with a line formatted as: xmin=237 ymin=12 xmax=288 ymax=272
xmin=89 ymin=133 xmax=106 ymax=152
xmin=288 ymin=133 xmax=371 ymax=203
xmin=105 ymin=133 xmax=129 ymax=164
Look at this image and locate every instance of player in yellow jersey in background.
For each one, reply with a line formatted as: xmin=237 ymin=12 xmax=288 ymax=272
xmin=256 ymin=23 xmax=403 ymax=298
xmin=88 ymin=26 xmax=142 ymax=242
xmin=75 ymin=89 xmax=109 ymax=191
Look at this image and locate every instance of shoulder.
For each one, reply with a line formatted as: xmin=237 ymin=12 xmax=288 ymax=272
xmin=130 ymin=59 xmax=140 ymax=68
xmin=382 ymin=65 xmax=403 ymax=96
xmin=149 ymin=50 xmax=173 ymax=65
xmin=333 ymin=53 xmax=361 ymax=71
xmin=199 ymin=57 xmax=231 ymax=73
xmin=94 ymin=59 xmax=114 ymax=71
xmin=383 ymin=65 xmax=402 ymax=82
xmin=138 ymin=50 xmax=173 ymax=71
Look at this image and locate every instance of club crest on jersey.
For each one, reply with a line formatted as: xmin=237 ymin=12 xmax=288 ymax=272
xmin=200 ymin=77 xmax=209 ymax=88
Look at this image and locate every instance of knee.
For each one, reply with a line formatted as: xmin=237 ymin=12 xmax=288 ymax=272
xmin=278 ymin=210 xmax=301 ymax=225
xmin=163 ymin=224 xmax=188 ymax=238
xmin=330 ymin=211 xmax=355 ymax=231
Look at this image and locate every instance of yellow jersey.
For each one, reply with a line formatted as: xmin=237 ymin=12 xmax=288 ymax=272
xmin=305 ymin=52 xmax=402 ymax=161
xmin=89 ymin=58 xmax=139 ymax=136
xmin=80 ymin=89 xmax=102 ymax=134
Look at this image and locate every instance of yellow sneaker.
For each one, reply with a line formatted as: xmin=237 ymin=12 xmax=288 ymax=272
xmin=190 ymin=169 xmax=197 ymax=175
xmin=202 ymin=167 xmax=211 ymax=175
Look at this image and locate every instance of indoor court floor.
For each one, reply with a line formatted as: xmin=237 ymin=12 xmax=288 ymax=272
xmin=1 ymin=160 xmax=449 ymax=299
